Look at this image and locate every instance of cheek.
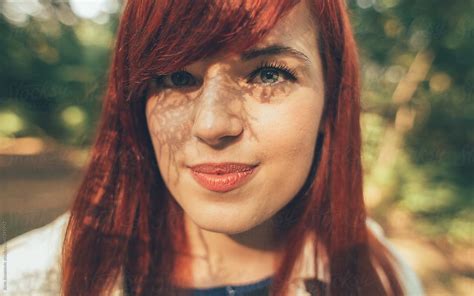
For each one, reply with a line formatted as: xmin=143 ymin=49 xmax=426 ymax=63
xmin=146 ymin=95 xmax=194 ymax=147
xmin=254 ymin=87 xmax=323 ymax=206
xmin=260 ymin=87 xmax=322 ymax=158
xmin=146 ymin=95 xmax=193 ymax=183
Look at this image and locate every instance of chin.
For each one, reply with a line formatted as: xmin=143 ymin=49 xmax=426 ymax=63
xmin=190 ymin=210 xmax=259 ymax=235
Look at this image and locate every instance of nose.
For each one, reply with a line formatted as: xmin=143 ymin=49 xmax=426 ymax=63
xmin=191 ymin=76 xmax=244 ymax=147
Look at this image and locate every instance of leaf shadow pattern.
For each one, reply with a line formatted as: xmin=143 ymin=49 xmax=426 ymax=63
xmin=145 ymin=62 xmax=295 ymax=189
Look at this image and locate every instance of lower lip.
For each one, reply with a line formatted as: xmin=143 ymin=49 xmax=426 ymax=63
xmin=190 ymin=167 xmax=258 ymax=193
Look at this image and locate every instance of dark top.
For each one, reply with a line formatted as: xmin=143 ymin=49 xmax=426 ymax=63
xmin=175 ymin=276 xmax=329 ymax=295
xmin=124 ymin=275 xmax=329 ymax=296
xmin=177 ymin=276 xmax=274 ymax=296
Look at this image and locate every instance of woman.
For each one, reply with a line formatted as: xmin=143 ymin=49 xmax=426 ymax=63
xmin=3 ymin=0 xmax=424 ymax=295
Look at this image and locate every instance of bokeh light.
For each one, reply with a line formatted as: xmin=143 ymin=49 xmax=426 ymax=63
xmin=0 ymin=111 xmax=24 ymax=135
xmin=61 ymin=106 xmax=86 ymax=128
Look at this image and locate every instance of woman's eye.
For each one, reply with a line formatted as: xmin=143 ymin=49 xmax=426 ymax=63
xmin=248 ymin=66 xmax=297 ymax=85
xmin=260 ymin=68 xmax=280 ymax=84
xmin=158 ymin=71 xmax=198 ymax=89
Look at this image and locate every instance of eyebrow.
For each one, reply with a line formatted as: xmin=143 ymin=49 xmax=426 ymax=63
xmin=240 ymin=44 xmax=311 ymax=64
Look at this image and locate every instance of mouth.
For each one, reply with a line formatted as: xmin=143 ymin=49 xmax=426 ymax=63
xmin=188 ymin=162 xmax=259 ymax=193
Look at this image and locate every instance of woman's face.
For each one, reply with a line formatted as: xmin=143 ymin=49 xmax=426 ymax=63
xmin=146 ymin=0 xmax=324 ymax=234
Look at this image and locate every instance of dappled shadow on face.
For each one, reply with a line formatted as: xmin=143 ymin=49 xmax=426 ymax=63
xmin=145 ymin=60 xmax=295 ymax=187
xmin=146 ymin=88 xmax=194 ymax=185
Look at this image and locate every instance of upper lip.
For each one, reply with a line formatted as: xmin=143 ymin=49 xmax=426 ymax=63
xmin=188 ymin=162 xmax=258 ymax=174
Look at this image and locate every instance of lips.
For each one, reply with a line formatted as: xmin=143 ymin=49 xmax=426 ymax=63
xmin=188 ymin=163 xmax=258 ymax=192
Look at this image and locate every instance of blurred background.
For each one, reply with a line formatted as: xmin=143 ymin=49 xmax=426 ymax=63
xmin=0 ymin=0 xmax=472 ymax=294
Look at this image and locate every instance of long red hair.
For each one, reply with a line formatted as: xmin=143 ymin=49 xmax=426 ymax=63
xmin=61 ymin=0 xmax=405 ymax=295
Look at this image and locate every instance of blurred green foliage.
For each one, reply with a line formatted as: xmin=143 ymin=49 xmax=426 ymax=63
xmin=0 ymin=1 xmax=119 ymax=146
xmin=0 ymin=0 xmax=472 ymax=247
xmin=349 ymin=0 xmax=473 ymax=246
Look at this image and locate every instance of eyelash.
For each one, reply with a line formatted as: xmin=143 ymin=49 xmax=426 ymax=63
xmin=155 ymin=60 xmax=298 ymax=89
xmin=247 ymin=61 xmax=298 ymax=83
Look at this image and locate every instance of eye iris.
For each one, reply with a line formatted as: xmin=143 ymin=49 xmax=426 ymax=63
xmin=261 ymin=69 xmax=279 ymax=83
xmin=171 ymin=72 xmax=192 ymax=86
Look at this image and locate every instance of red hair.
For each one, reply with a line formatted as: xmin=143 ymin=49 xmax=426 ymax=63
xmin=61 ymin=0 xmax=405 ymax=295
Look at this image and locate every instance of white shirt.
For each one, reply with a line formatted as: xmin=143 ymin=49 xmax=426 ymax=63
xmin=0 ymin=212 xmax=424 ymax=295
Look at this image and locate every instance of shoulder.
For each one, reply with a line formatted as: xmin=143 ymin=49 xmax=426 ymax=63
xmin=366 ymin=217 xmax=425 ymax=296
xmin=1 ymin=211 xmax=70 ymax=295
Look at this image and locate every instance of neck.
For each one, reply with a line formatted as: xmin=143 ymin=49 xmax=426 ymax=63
xmin=172 ymin=213 xmax=286 ymax=288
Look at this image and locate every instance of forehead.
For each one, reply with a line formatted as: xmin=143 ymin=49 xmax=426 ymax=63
xmin=212 ymin=0 xmax=318 ymax=64
xmin=197 ymin=0 xmax=318 ymax=67
xmin=253 ymin=0 xmax=317 ymax=54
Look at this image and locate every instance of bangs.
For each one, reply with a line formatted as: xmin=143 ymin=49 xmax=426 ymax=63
xmin=122 ymin=0 xmax=301 ymax=84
